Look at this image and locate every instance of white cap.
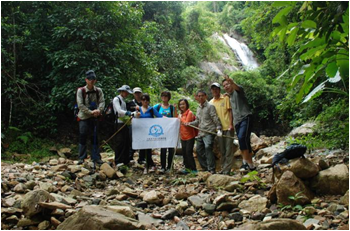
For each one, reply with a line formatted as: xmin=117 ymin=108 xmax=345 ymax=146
xmin=211 ymin=82 xmax=220 ymax=88
xmin=133 ymin=87 xmax=142 ymax=93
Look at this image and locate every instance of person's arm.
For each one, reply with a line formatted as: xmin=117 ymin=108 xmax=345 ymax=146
xmin=97 ymin=88 xmax=105 ymax=113
xmin=173 ymin=104 xmax=178 ymax=118
xmin=226 ymin=97 xmax=234 ymax=131
xmin=231 ymin=80 xmax=241 ymax=92
xmin=188 ymin=108 xmax=199 ymax=127
xmin=113 ymin=96 xmax=127 ymax=117
xmin=152 ymin=107 xmax=164 ymax=118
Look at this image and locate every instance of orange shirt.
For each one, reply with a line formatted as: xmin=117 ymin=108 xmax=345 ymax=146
xmin=180 ymin=109 xmax=196 ymax=141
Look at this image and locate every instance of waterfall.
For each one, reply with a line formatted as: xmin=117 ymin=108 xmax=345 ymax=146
xmin=223 ymin=33 xmax=259 ymax=70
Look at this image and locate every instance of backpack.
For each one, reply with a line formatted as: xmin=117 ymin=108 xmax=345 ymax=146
xmin=74 ymin=87 xmax=100 ymax=121
xmin=272 ymin=143 xmax=307 ymax=168
xmin=155 ymin=104 xmax=174 ymax=117
xmin=103 ymin=96 xmax=122 ymax=124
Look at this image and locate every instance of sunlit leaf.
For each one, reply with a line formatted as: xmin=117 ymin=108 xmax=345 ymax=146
xmin=287 ymin=27 xmax=299 ymax=46
xmin=302 ymin=81 xmax=326 ymax=103
xmin=272 ymin=6 xmax=293 ymax=24
xmin=326 ymin=62 xmax=338 ymax=77
xmin=328 ymin=71 xmax=341 ymax=83
xmin=301 ymin=20 xmax=317 ymax=29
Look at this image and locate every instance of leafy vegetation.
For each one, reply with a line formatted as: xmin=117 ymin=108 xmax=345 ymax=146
xmin=1 ymin=1 xmax=348 ymax=161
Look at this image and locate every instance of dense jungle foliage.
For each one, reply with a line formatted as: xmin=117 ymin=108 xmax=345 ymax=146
xmin=1 ymin=1 xmax=348 ymax=160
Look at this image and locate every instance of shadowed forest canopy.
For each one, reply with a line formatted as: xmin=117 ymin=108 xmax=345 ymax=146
xmin=1 ymin=1 xmax=348 ymax=156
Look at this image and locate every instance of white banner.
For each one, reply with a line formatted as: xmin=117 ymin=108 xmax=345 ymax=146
xmin=132 ymin=118 xmax=180 ymax=149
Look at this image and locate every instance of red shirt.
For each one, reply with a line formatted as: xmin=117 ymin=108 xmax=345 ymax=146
xmin=180 ymin=109 xmax=196 ymax=140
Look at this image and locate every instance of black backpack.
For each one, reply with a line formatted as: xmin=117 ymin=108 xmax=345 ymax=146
xmin=272 ymin=143 xmax=307 ymax=168
xmin=74 ymin=87 xmax=100 ymax=121
xmin=104 ymin=96 xmax=122 ymax=124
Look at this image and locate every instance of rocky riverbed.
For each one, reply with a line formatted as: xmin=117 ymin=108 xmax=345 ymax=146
xmin=1 ymin=127 xmax=349 ymax=230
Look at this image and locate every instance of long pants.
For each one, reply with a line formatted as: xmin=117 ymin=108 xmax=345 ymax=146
xmin=78 ymin=118 xmax=101 ymax=161
xmin=218 ymin=130 xmax=235 ymax=174
xmin=114 ymin=123 xmax=130 ymax=165
xmin=160 ymin=148 xmax=174 ymax=170
xmin=181 ymin=138 xmax=196 ymax=171
xmin=140 ymin=149 xmax=154 ymax=169
xmin=196 ymin=134 xmax=216 ymax=172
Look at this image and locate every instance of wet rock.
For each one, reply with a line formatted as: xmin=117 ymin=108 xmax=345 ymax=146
xmin=238 ymin=195 xmax=268 ymax=213
xmin=276 ymin=171 xmax=314 ymax=206
xmin=311 ymin=164 xmax=349 ymax=195
xmin=57 ymin=205 xmax=144 ymax=230
xmin=21 ymin=189 xmax=55 ymax=217
xmin=229 ymin=212 xmax=243 ymax=222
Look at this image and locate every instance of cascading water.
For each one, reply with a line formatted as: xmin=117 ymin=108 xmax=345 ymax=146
xmin=223 ymin=33 xmax=259 ymax=70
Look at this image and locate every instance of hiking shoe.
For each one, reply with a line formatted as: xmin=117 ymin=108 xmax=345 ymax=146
xmin=239 ymin=163 xmax=249 ymax=172
xmin=149 ymin=166 xmax=156 ymax=173
xmin=138 ymin=160 xmax=146 ymax=165
xmin=94 ymin=159 xmax=104 ymax=165
xmin=77 ymin=159 xmax=84 ymax=165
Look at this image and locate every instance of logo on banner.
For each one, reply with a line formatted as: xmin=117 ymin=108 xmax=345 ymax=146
xmin=149 ymin=125 xmax=164 ymax=137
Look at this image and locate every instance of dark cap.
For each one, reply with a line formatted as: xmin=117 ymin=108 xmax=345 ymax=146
xmin=86 ymin=70 xmax=96 ymax=80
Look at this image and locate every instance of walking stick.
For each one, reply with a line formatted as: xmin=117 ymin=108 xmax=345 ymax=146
xmin=99 ymin=116 xmax=133 ymax=149
xmin=187 ymin=124 xmax=236 ymax=140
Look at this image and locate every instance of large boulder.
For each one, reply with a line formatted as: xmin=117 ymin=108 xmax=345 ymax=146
xmin=273 ymin=158 xmax=319 ymax=180
xmin=310 ymin=164 xmax=349 ymax=195
xmin=57 ymin=205 xmax=144 ymax=230
xmin=276 ymin=171 xmax=314 ymax=206
xmin=21 ymin=190 xmax=55 ymax=217
xmin=235 ymin=218 xmax=306 ymax=230
xmin=289 ymin=122 xmax=316 ymax=137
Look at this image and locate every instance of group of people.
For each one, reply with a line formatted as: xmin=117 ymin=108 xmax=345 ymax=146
xmin=76 ymin=70 xmax=255 ymax=175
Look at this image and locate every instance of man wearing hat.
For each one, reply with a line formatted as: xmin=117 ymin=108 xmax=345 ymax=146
xmin=113 ymin=85 xmax=134 ymax=167
xmin=127 ymin=87 xmax=145 ymax=163
xmin=209 ymin=82 xmax=234 ymax=175
xmin=77 ymin=70 xmax=105 ymax=165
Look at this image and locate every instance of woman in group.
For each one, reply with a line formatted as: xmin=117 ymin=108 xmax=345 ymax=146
xmin=154 ymin=91 xmax=178 ymax=173
xmin=178 ymin=98 xmax=197 ymax=174
xmin=136 ymin=93 xmax=163 ymax=174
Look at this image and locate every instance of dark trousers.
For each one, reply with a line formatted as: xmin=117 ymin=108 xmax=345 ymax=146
xmin=78 ymin=118 xmax=101 ymax=161
xmin=114 ymin=123 xmax=130 ymax=165
xmin=160 ymin=148 xmax=174 ymax=170
xmin=196 ymin=134 xmax=216 ymax=172
xmin=181 ymin=138 xmax=196 ymax=171
xmin=141 ymin=149 xmax=154 ymax=169
xmin=235 ymin=115 xmax=253 ymax=153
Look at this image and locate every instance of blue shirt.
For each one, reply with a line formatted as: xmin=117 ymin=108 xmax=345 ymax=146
xmin=139 ymin=106 xmax=163 ymax=118
xmin=154 ymin=104 xmax=173 ymax=118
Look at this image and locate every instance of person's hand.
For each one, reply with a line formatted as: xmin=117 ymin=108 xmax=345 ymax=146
xmin=228 ymin=125 xmax=234 ymax=131
xmin=217 ymin=130 xmax=223 ymax=137
xmin=136 ymin=112 xmax=141 ymax=118
xmin=135 ymin=105 xmax=140 ymax=111
xmin=224 ymin=93 xmax=230 ymax=98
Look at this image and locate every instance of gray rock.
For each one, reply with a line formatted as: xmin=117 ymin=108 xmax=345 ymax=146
xmin=206 ymin=174 xmax=240 ymax=189
xmin=187 ymin=194 xmax=209 ymax=209
xmin=303 ymin=218 xmax=320 ymax=229
xmin=203 ymin=203 xmax=216 ymax=214
xmin=216 ymin=202 xmax=238 ymax=211
xmin=106 ymin=206 xmax=135 ymax=218
xmin=176 ymin=220 xmax=190 ymax=230
xmin=229 ymin=212 xmax=243 ymax=222
xmin=289 ymin=122 xmax=316 ymax=137
xmin=57 ymin=205 xmax=144 ymax=230
xmin=161 ymin=209 xmax=179 ymax=220
xmin=21 ymin=190 xmax=55 ymax=217
xmin=13 ymin=183 xmax=27 ymax=193
xmin=143 ymin=190 xmax=161 ymax=204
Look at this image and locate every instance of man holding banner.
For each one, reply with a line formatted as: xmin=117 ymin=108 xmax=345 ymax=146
xmin=185 ymin=90 xmax=222 ymax=174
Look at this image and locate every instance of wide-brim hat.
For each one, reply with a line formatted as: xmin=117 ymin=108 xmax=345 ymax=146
xmin=117 ymin=85 xmax=133 ymax=94
xmin=133 ymin=87 xmax=142 ymax=93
